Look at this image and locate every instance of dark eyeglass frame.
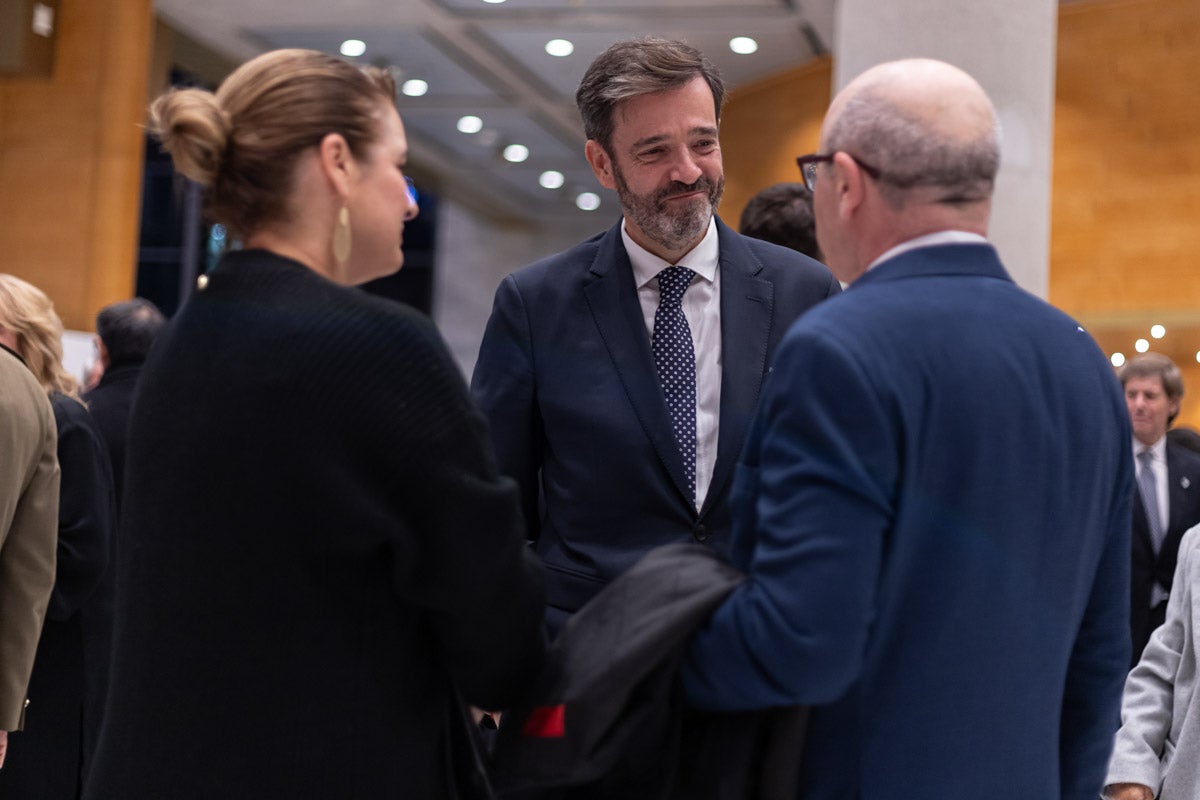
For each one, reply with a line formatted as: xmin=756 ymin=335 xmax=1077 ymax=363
xmin=796 ymin=152 xmax=883 ymax=192
xmin=404 ymin=175 xmax=419 ymax=206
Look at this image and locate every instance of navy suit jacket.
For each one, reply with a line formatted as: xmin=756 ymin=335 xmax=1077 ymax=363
xmin=1130 ymin=440 xmax=1200 ymax=661
xmin=684 ymin=243 xmax=1133 ymax=800
xmin=471 ymin=217 xmax=838 ymax=626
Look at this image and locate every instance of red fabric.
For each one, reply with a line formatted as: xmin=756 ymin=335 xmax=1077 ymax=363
xmin=522 ymin=704 xmax=566 ymax=738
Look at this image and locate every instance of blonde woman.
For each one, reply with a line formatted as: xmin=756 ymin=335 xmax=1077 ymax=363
xmin=0 ymin=274 xmax=114 ymax=800
xmin=84 ymin=50 xmax=545 ymax=799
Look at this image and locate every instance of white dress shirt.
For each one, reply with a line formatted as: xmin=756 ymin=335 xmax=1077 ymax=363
xmin=623 ymin=217 xmax=720 ymax=512
xmin=866 ymin=230 xmax=990 ymax=272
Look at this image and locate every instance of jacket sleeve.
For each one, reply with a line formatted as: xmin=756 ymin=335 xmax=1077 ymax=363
xmin=0 ymin=383 xmax=60 ymax=730
xmin=1102 ymin=526 xmax=1197 ymax=795
xmin=386 ymin=315 xmax=547 ymax=711
xmin=47 ymin=397 xmax=114 ymax=621
xmin=470 ymin=274 xmax=543 ymax=544
xmin=683 ymin=329 xmax=896 ymax=709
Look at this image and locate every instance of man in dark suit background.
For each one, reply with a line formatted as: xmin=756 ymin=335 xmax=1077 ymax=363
xmin=684 ymin=59 xmax=1132 ymax=800
xmin=471 ymin=37 xmax=838 ymax=630
xmin=1119 ymin=352 xmax=1200 ymax=663
xmin=84 ymin=298 xmax=164 ymax=517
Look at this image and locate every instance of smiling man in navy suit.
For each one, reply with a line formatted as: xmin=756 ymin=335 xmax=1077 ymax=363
xmin=684 ymin=59 xmax=1132 ymax=800
xmin=471 ymin=37 xmax=837 ymax=631
xmin=1119 ymin=353 xmax=1200 ymax=664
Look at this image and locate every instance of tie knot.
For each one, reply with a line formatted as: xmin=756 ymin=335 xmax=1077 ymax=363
xmin=657 ymin=266 xmax=694 ymax=307
xmin=1138 ymin=449 xmax=1154 ymax=467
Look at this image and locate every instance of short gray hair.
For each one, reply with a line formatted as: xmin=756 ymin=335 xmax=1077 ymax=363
xmin=576 ymin=37 xmax=724 ymax=153
xmin=824 ymin=85 xmax=1000 ymax=209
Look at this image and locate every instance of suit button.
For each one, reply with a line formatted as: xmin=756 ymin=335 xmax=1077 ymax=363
xmin=693 ymin=524 xmax=710 ymax=543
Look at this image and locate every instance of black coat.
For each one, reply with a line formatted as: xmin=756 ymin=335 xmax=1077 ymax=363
xmin=493 ymin=543 xmax=807 ymax=800
xmin=83 ymin=361 xmax=142 ymax=518
xmin=1131 ymin=439 xmax=1200 ymax=662
xmin=0 ymin=393 xmax=114 ymax=800
xmin=84 ymin=250 xmax=546 ymax=800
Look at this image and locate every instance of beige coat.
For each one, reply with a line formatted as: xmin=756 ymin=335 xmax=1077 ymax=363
xmin=0 ymin=346 xmax=59 ymax=731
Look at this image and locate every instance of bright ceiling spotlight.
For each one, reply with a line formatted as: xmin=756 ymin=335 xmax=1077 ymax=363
xmin=481 ymin=0 xmax=506 ymax=4
xmin=545 ymin=39 xmax=574 ymax=57
xmin=340 ymin=39 xmax=367 ymax=58
xmin=401 ymin=79 xmax=428 ymax=97
xmin=456 ymin=115 xmax=483 ymax=134
xmin=539 ymin=170 xmax=565 ymax=189
xmin=1135 ymin=338 xmax=1150 ymax=353
xmin=503 ymin=144 xmax=530 ymax=163
xmin=576 ymin=192 xmax=601 ymax=211
xmin=1111 ymin=352 xmax=1126 ymax=367
xmin=1150 ymin=324 xmax=1166 ymax=339
xmin=729 ymin=36 xmax=758 ymax=55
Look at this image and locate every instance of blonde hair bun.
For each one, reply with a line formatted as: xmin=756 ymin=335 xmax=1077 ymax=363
xmin=148 ymin=88 xmax=232 ymax=188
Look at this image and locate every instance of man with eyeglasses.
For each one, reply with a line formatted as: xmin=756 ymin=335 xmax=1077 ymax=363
xmin=471 ymin=38 xmax=838 ymax=634
xmin=683 ymin=58 xmax=1132 ymax=800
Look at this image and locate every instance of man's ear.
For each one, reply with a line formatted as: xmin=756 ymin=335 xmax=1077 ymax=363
xmin=95 ymin=337 xmax=110 ymax=369
xmin=318 ymin=132 xmax=355 ymax=200
xmin=585 ymin=140 xmax=617 ymax=191
xmin=831 ymin=151 xmax=866 ymax=221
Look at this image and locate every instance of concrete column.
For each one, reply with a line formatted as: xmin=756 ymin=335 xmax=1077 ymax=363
xmin=833 ymin=0 xmax=1057 ymax=297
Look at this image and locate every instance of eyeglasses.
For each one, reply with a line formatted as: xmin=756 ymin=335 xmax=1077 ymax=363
xmin=405 ymin=176 xmax=419 ymax=207
xmin=796 ymin=152 xmax=883 ymax=192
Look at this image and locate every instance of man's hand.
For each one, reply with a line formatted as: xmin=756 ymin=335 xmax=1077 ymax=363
xmin=0 ymin=729 xmax=7 ymax=769
xmin=1104 ymin=783 xmax=1153 ymax=800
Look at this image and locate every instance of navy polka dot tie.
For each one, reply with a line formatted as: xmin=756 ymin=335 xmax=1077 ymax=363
xmin=652 ymin=266 xmax=697 ymax=502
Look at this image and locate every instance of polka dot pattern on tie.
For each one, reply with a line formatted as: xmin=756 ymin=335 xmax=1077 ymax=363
xmin=652 ymin=265 xmax=697 ymax=502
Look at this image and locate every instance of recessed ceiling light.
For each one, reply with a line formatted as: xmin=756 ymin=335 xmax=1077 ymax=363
xmin=1135 ymin=338 xmax=1150 ymax=353
xmin=503 ymin=144 xmax=530 ymax=163
xmin=1150 ymin=324 xmax=1166 ymax=339
xmin=340 ymin=39 xmax=367 ymax=58
xmin=1195 ymin=350 xmax=1200 ymax=364
xmin=456 ymin=115 xmax=483 ymax=134
xmin=481 ymin=0 xmax=506 ymax=4
xmin=576 ymin=192 xmax=601 ymax=211
xmin=545 ymin=39 xmax=574 ymax=57
xmin=401 ymin=79 xmax=428 ymax=97
xmin=539 ymin=170 xmax=565 ymax=189
xmin=1111 ymin=352 xmax=1126 ymax=367
xmin=729 ymin=36 xmax=758 ymax=55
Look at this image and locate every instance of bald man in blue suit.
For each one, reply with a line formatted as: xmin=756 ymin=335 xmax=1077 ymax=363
xmin=684 ymin=59 xmax=1132 ymax=800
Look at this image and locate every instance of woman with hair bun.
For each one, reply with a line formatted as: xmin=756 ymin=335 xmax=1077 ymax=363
xmin=0 ymin=274 xmax=114 ymax=800
xmin=84 ymin=49 xmax=545 ymax=799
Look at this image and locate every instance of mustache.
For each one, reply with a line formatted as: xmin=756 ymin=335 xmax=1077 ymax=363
xmin=656 ymin=178 xmax=715 ymax=205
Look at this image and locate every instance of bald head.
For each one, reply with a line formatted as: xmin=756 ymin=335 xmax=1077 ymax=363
xmin=822 ymin=59 xmax=1000 ymax=208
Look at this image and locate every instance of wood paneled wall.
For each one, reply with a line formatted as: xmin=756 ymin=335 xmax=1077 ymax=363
xmin=719 ymin=0 xmax=1200 ymax=427
xmin=717 ymin=56 xmax=831 ymax=229
xmin=0 ymin=0 xmax=154 ymax=331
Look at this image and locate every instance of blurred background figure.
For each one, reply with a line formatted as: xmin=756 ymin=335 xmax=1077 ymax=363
xmin=0 ymin=274 xmax=114 ymax=800
xmin=83 ymin=298 xmax=165 ymax=518
xmin=738 ymin=181 xmax=822 ymax=261
xmin=1167 ymin=426 xmax=1200 ymax=456
xmin=1119 ymin=353 xmax=1200 ymax=665
xmin=84 ymin=49 xmax=545 ymax=800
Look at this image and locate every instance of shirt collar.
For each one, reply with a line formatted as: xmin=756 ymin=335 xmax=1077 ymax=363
xmin=624 ymin=216 xmax=719 ymax=289
xmin=1135 ymin=435 xmax=1167 ymax=463
xmin=867 ymin=230 xmax=990 ymax=273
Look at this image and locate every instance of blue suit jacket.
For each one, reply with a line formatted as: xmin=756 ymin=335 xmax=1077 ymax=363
xmin=471 ymin=217 xmax=838 ymax=626
xmin=684 ymin=243 xmax=1133 ymax=800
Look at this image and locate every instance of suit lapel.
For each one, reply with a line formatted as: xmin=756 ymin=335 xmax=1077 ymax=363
xmin=1164 ymin=444 xmax=1196 ymax=553
xmin=703 ymin=221 xmax=773 ymax=516
xmin=583 ymin=223 xmax=694 ymax=506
